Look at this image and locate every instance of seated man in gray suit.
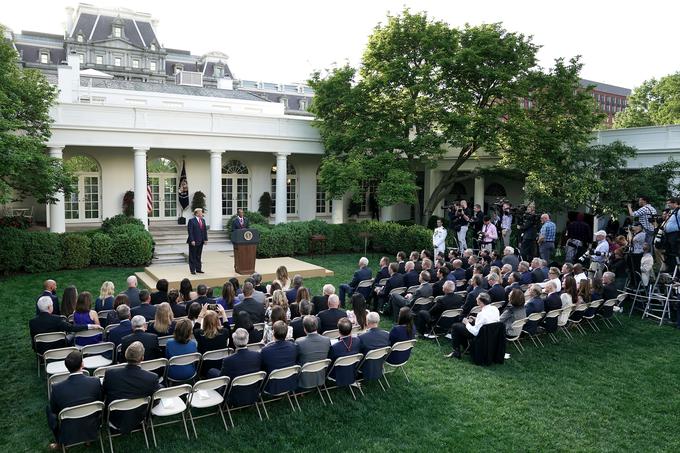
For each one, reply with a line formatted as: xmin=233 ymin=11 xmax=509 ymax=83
xmin=389 ymin=271 xmax=433 ymax=322
xmin=295 ymin=315 xmax=331 ymax=389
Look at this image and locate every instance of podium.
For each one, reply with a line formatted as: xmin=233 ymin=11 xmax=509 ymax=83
xmin=231 ymin=228 xmax=260 ymax=275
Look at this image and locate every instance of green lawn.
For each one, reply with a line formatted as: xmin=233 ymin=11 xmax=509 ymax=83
xmin=2 ymin=254 xmax=680 ymax=452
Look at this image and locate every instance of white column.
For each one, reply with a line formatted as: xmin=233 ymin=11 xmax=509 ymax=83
xmin=209 ymin=149 xmax=224 ymax=231
xmin=48 ymin=146 xmax=65 ymax=233
xmin=275 ymin=152 xmax=290 ymax=224
xmin=133 ymin=147 xmax=149 ymax=229
xmin=474 ymin=175 xmax=485 ymax=210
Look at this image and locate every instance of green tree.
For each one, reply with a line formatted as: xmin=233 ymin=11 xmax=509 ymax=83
xmin=614 ymin=72 xmax=680 ymax=128
xmin=310 ymin=11 xmax=610 ymax=223
xmin=0 ymin=26 xmax=74 ymax=204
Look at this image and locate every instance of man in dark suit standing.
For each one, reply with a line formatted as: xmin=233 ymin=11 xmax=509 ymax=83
xmin=30 ymin=297 xmax=90 ymax=352
xmin=103 ymin=341 xmax=161 ymax=434
xmin=296 ymin=315 xmax=331 ymax=387
xmin=46 ymin=350 xmax=102 ymax=450
xmin=187 ymin=207 xmax=208 ymax=275
xmin=231 ymin=208 xmax=249 ymax=231
xmin=418 ymin=281 xmax=464 ymax=336
xmin=130 ymin=290 xmax=156 ymax=321
xmin=339 ymin=257 xmax=372 ymax=306
xmin=233 ymin=282 xmax=265 ymax=324
xmin=120 ymin=316 xmax=160 ymax=362
xmin=36 ymin=279 xmax=60 ymax=315
xmin=358 ymin=312 xmax=390 ymax=380
xmin=107 ymin=305 xmax=133 ymax=347
xmin=317 ymin=295 xmax=347 ymax=333
xmin=261 ymin=321 xmax=299 ymax=395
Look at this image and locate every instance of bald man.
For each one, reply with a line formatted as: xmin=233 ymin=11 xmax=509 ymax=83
xmin=36 ymin=279 xmax=60 ymax=316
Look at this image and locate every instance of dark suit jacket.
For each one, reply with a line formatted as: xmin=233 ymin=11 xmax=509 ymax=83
xmin=29 ymin=313 xmax=87 ymax=352
xmin=296 ymin=332 xmax=331 ymax=388
xmin=329 ymin=335 xmax=362 ymax=386
xmin=120 ymin=330 xmax=160 ymax=362
xmin=261 ymin=340 xmax=299 ymax=394
xmin=103 ymin=364 xmax=160 ymax=433
xmin=311 ymin=295 xmax=329 ymax=314
xmin=187 ymin=216 xmax=208 ymax=245
xmin=220 ymin=348 xmax=262 ymax=406
xmin=375 ymin=266 xmax=390 ymax=283
xmin=233 ymin=298 xmax=265 ymax=324
xmin=603 ymin=283 xmax=618 ymax=301
xmin=544 ymin=292 xmax=562 ymax=313
xmin=412 ymin=283 xmax=433 ymax=301
xmin=193 ymin=295 xmax=211 ymax=306
xmin=285 ymin=287 xmax=298 ymax=304
xmin=504 ymin=283 xmax=521 ymax=298
xmin=397 ymin=261 xmax=406 ymax=274
xmin=531 ymin=268 xmax=545 ymax=283
xmin=348 ymin=267 xmax=372 ymax=289
xmin=463 ymin=286 xmax=483 ymax=315
xmin=382 ymin=273 xmax=405 ymax=298
xmin=108 ymin=320 xmax=133 ymax=347
xmin=124 ymin=287 xmax=141 ymax=308
xmin=403 ymin=271 xmax=420 ymax=288
xmin=36 ymin=290 xmax=60 ymax=316
xmin=358 ymin=328 xmax=390 ymax=380
xmin=429 ymin=293 xmax=464 ymax=320
xmin=431 ymin=279 xmax=445 ymax=298
xmin=290 ymin=317 xmax=306 ymax=339
xmin=49 ymin=373 xmax=102 ymax=445
xmin=231 ymin=216 xmax=250 ymax=230
xmin=452 ymin=268 xmax=467 ymax=282
xmin=130 ymin=303 xmax=157 ymax=322
xmin=488 ymin=284 xmax=506 ymax=303
xmin=317 ymin=308 xmax=348 ymax=333
xmin=150 ymin=291 xmax=168 ymax=305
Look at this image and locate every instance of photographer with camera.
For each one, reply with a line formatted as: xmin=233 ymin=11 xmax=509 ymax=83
xmin=564 ymin=213 xmax=592 ymax=263
xmin=479 ymin=216 xmax=498 ymax=252
xmin=588 ymin=230 xmax=610 ymax=279
xmin=517 ymin=204 xmax=538 ymax=260
xmin=627 ymin=196 xmax=658 ymax=246
xmin=447 ymin=200 xmax=471 ymax=251
xmin=500 ymin=202 xmax=513 ymax=248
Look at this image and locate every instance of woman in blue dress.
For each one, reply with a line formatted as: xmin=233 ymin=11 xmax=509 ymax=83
xmin=166 ymin=318 xmax=198 ymax=381
xmin=387 ymin=307 xmax=415 ymax=365
xmin=73 ymin=292 xmax=102 ymax=346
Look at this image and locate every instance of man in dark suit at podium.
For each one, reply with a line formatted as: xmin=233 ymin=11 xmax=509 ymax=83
xmin=232 ymin=208 xmax=249 ymax=231
xmin=187 ymin=208 xmax=208 ymax=275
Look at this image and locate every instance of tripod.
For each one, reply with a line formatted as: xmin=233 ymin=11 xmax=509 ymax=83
xmin=641 ymin=262 xmax=678 ymax=326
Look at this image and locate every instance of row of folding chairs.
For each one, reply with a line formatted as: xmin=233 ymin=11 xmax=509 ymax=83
xmin=48 ymin=339 xmax=416 ymax=452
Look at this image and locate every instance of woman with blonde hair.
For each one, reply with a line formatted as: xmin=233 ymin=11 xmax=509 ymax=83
xmin=148 ymin=302 xmax=175 ymax=336
xmin=95 ymin=281 xmax=115 ymax=312
xmin=266 ymin=289 xmax=290 ymax=321
xmin=270 ymin=265 xmax=290 ymax=292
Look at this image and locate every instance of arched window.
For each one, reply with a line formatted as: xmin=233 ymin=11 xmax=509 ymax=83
xmin=222 ymin=160 xmax=249 ymax=216
xmin=447 ymin=182 xmax=468 ymax=203
xmin=147 ymin=158 xmax=178 ymax=219
xmin=271 ymin=163 xmax=297 ymax=215
xmin=485 ymin=183 xmax=507 ymax=197
xmin=316 ymin=168 xmax=331 ymax=214
xmin=63 ymin=155 xmax=100 ymax=221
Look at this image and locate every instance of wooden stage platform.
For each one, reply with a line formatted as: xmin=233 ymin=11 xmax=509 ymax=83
xmin=136 ymin=252 xmax=334 ymax=289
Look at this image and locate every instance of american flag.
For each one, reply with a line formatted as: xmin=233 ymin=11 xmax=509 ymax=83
xmin=146 ymin=172 xmax=153 ymax=214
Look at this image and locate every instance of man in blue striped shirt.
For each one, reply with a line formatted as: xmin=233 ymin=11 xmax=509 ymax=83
xmin=538 ymin=214 xmax=556 ymax=262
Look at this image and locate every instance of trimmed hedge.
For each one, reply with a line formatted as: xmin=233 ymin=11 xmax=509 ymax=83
xmin=90 ymin=233 xmax=114 ymax=266
xmin=101 ymin=214 xmax=145 ymax=234
xmin=249 ymin=220 xmax=433 ymax=259
xmin=225 ymin=210 xmax=269 ymax=234
xmin=61 ymin=234 xmax=92 ymax=269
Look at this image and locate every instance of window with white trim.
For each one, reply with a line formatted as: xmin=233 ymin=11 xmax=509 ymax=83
xmin=78 ymin=53 xmax=84 ymax=64
xmin=132 ymin=59 xmax=139 ymax=68
xmin=149 ymin=61 xmax=157 ymax=71
xmin=150 ymin=43 xmax=156 ymax=51
xmin=113 ymin=25 xmax=122 ymax=38
xmin=39 ymin=51 xmax=49 ymax=64
xmin=316 ymin=170 xmax=331 ymax=214
xmin=95 ymin=55 xmax=103 ymax=65
xmin=114 ymin=57 xmax=121 ymax=67
xmin=271 ymin=163 xmax=297 ymax=215
xmin=221 ymin=160 xmax=249 ymax=216
xmin=63 ymin=156 xmax=101 ymax=221
xmin=77 ymin=33 xmax=84 ymax=43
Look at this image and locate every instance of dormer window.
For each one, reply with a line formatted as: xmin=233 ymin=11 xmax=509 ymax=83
xmin=214 ymin=66 xmax=223 ymax=78
xmin=277 ymin=84 xmax=284 ymax=92
xmin=174 ymin=64 xmax=183 ymax=74
xmin=299 ymin=100 xmax=307 ymax=111
xmin=150 ymin=43 xmax=156 ymax=51
xmin=39 ymin=50 xmax=49 ymax=64
xmin=77 ymin=33 xmax=84 ymax=43
xmin=113 ymin=25 xmax=122 ymax=38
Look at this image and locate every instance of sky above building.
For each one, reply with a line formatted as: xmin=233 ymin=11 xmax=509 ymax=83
xmin=3 ymin=0 xmax=678 ymax=89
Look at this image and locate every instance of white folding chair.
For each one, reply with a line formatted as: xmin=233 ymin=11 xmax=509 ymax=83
xmin=358 ymin=346 xmax=392 ymax=392
xmin=469 ymin=305 xmax=482 ymax=316
xmin=582 ymin=299 xmax=603 ymax=332
xmin=389 ymin=287 xmax=406 ymax=296
xmin=506 ymin=318 xmax=527 ymax=353
xmin=295 ymin=359 xmax=332 ymax=407
xmin=429 ymin=308 xmax=463 ymax=345
xmin=224 ymin=371 xmax=267 ymax=427
xmin=106 ymin=397 xmax=151 ymax=453
xmin=600 ymin=299 xmax=621 ymax=327
xmin=157 ymin=335 xmax=173 ymax=349
xmin=74 ymin=326 xmax=104 ymax=348
xmin=326 ymin=353 xmax=364 ymax=401
xmin=82 ymin=342 xmax=115 ymax=370
xmin=187 ymin=376 xmax=230 ymax=437
xmin=165 ymin=353 xmax=202 ymax=385
xmin=383 ymin=340 xmax=417 ymax=387
xmin=149 ymin=384 xmax=193 ymax=447
xmin=490 ymin=301 xmax=505 ymax=310
xmin=522 ymin=312 xmax=545 ymax=347
xmin=253 ymin=323 xmax=265 ymax=332
xmin=406 ymin=285 xmax=420 ymax=294
xmin=568 ymin=304 xmax=589 ymax=336
xmin=103 ymin=324 xmax=119 ymax=341
xmin=140 ymin=358 xmax=168 ymax=384
xmin=200 ymin=348 xmax=233 ymax=375
xmin=246 ymin=343 xmax=263 ymax=352
xmin=544 ymin=309 xmax=562 ymax=344
xmin=58 ymin=401 xmax=105 ymax=453
xmin=97 ymin=310 xmax=113 ymax=325
xmin=260 ymin=365 xmax=301 ymax=418
xmin=322 ymin=329 xmax=341 ymax=339
xmin=454 ymin=290 xmax=468 ymax=298
xmin=412 ymin=297 xmax=434 ymax=311
xmin=557 ymin=306 xmax=574 ymax=339
xmin=34 ymin=332 xmax=67 ymax=376
xmin=93 ymin=363 xmax=126 ymax=382
xmin=44 ymin=347 xmax=79 ymax=377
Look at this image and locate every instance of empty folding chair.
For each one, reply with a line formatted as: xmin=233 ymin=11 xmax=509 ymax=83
xmin=106 ymin=397 xmax=151 ymax=453
xmin=522 ymin=312 xmax=545 ymax=347
xmin=187 ymin=377 xmax=230 ymax=437
xmin=383 ymin=340 xmax=416 ymax=387
xmin=47 ymin=370 xmax=90 ymax=400
xmin=44 ymin=347 xmax=79 ymax=377
xmin=82 ymin=342 xmax=115 ymax=370
xmin=326 ymin=353 xmax=364 ymax=401
xmin=568 ymin=304 xmax=589 ymax=336
xmin=506 ymin=318 xmax=527 ymax=353
xmin=34 ymin=332 xmax=67 ymax=376
xmin=582 ymin=299 xmax=603 ymax=332
xmin=224 ymin=371 xmax=267 ymax=427
xmin=149 ymin=384 xmax=193 ymax=447
xmin=260 ymin=365 xmax=301 ymax=418
xmin=358 ymin=346 xmax=392 ymax=392
xmin=322 ymin=329 xmax=341 ymax=339
xmin=57 ymin=401 xmax=105 ymax=453
xmin=428 ymin=309 xmax=463 ymax=346
xmin=295 ymin=359 xmax=332 ymax=407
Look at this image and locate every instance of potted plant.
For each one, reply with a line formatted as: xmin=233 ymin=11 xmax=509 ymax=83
xmin=258 ymin=192 xmax=272 ymax=217
xmin=122 ymin=190 xmax=134 ymax=216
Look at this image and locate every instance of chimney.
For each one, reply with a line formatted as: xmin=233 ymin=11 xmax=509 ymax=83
xmin=65 ymin=7 xmax=74 ymax=36
xmin=57 ymin=52 xmax=81 ymax=103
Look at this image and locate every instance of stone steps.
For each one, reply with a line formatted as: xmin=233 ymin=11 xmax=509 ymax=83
xmin=149 ymin=222 xmax=232 ymax=264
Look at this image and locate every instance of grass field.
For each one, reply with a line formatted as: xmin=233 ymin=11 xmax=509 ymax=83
xmin=2 ymin=253 xmax=680 ymax=452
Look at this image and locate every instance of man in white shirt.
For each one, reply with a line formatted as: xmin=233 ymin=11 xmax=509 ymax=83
xmin=589 ymin=230 xmax=610 ymax=279
xmin=480 ymin=216 xmax=498 ymax=252
xmin=572 ymin=263 xmax=588 ymax=286
xmin=446 ymin=292 xmax=500 ymax=359
xmin=432 ymin=219 xmax=448 ymax=257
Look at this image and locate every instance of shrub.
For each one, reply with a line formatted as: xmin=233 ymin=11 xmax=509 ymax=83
xmin=0 ymin=227 xmax=25 ymax=273
xmin=367 ymin=221 xmax=404 ymax=253
xmin=405 ymin=224 xmax=434 ymax=253
xmin=109 ymin=223 xmax=146 ymax=237
xmin=258 ymin=192 xmax=272 ymax=218
xmin=0 ymin=215 xmax=31 ymax=229
xmin=60 ymin=233 xmax=92 ymax=269
xmin=226 ymin=210 xmax=268 ymax=233
xmin=109 ymin=230 xmax=153 ymax=266
xmin=101 ymin=214 xmax=145 ymax=233
xmin=122 ymin=190 xmax=135 ymax=217
xmin=276 ymin=222 xmax=311 ymax=255
xmin=90 ymin=233 xmax=113 ymax=266
xmin=22 ymin=231 xmax=62 ymax=273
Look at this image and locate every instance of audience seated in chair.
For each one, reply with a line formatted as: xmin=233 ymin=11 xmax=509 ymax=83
xmin=124 ymin=276 xmax=141 ymax=308
xmin=500 ymin=289 xmax=526 ymax=337
xmin=36 ymin=279 xmax=61 ymax=316
xmin=447 ymin=291 xmax=500 ymax=359
xmin=30 ymin=296 xmax=90 ymax=350
xmin=417 ymin=281 xmax=463 ymax=337
xmin=130 ymin=290 xmax=156 ymax=322
xmin=120 ymin=315 xmax=160 ymax=362
xmin=95 ymin=281 xmax=116 ymax=312
xmin=147 ymin=302 xmax=175 ymax=336
xmin=295 ymin=315 xmax=331 ymax=388
xmin=339 ymin=257 xmax=372 ymax=307
xmin=358 ymin=312 xmax=390 ymax=380
xmin=165 ymin=318 xmax=198 ymax=381
xmin=73 ymin=292 xmax=102 ymax=347
xmin=317 ymin=295 xmax=347 ymax=334
xmin=328 ymin=317 xmax=361 ymax=384
xmin=388 ymin=307 xmax=415 ymax=365
xmin=233 ymin=282 xmax=265 ymax=324
xmin=261 ymin=321 xmax=299 ymax=394
xmin=311 ymin=284 xmax=334 ymax=315
xmin=107 ymin=305 xmax=133 ymax=347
